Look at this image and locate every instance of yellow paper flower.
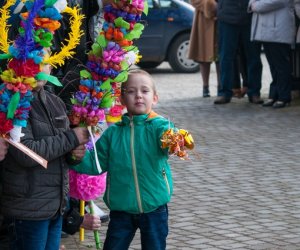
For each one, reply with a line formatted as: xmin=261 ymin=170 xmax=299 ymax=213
xmin=0 ymin=0 xmax=15 ymax=53
xmin=44 ymin=6 xmax=84 ymax=67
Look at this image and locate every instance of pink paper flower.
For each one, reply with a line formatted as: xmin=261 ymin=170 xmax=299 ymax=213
xmin=69 ymin=169 xmax=107 ymax=201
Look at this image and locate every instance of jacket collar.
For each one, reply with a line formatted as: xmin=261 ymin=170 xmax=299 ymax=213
xmin=33 ymin=88 xmax=47 ymax=104
xmin=120 ymin=111 xmax=160 ymax=125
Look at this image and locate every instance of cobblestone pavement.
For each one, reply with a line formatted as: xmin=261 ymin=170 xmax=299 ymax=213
xmin=62 ymin=56 xmax=300 ymax=250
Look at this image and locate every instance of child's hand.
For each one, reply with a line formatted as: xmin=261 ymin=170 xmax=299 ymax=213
xmin=73 ymin=127 xmax=89 ymax=145
xmin=81 ymin=213 xmax=101 ymax=230
xmin=71 ymin=144 xmax=86 ymax=161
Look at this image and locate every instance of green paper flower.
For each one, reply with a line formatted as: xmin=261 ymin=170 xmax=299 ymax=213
xmin=34 ymin=29 xmax=53 ymax=48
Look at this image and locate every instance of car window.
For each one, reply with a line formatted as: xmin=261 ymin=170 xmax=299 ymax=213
xmin=160 ymin=0 xmax=172 ymax=8
xmin=149 ymin=0 xmax=172 ymax=8
xmin=148 ymin=0 xmax=154 ymax=8
xmin=149 ymin=0 xmax=160 ymax=8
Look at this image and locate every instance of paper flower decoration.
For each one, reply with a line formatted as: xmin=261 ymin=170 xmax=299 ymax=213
xmin=161 ymin=129 xmax=195 ymax=159
xmin=68 ymin=0 xmax=147 ymax=128
xmin=69 ymin=169 xmax=107 ymax=201
xmin=0 ymin=0 xmax=83 ymax=142
xmin=68 ymin=0 xmax=148 ymax=213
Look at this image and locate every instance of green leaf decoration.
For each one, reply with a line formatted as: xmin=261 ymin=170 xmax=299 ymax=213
xmin=18 ymin=27 xmax=24 ymax=35
xmin=134 ymin=23 xmax=145 ymax=33
xmin=39 ymin=32 xmax=53 ymax=47
xmin=123 ymin=45 xmax=136 ymax=52
xmin=120 ymin=60 xmax=129 ymax=70
xmin=45 ymin=0 xmax=57 ymax=7
xmin=113 ymin=71 xmax=128 ymax=83
xmin=80 ymin=70 xmax=92 ymax=79
xmin=0 ymin=54 xmax=12 ymax=60
xmin=124 ymin=33 xmax=134 ymax=40
xmin=91 ymin=43 xmax=102 ymax=56
xmin=125 ymin=23 xmax=144 ymax=40
xmin=101 ymin=79 xmax=112 ymax=90
xmin=114 ymin=17 xmax=130 ymax=29
xmin=7 ymin=92 xmax=20 ymax=119
xmin=96 ymin=34 xmax=107 ymax=48
xmin=143 ymin=1 xmax=149 ymax=15
xmin=36 ymin=72 xmax=62 ymax=87
xmin=70 ymin=98 xmax=77 ymax=105
xmin=125 ymin=31 xmax=140 ymax=40
xmin=100 ymin=92 xmax=114 ymax=108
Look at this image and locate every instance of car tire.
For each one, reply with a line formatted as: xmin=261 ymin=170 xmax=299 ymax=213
xmin=138 ymin=61 xmax=162 ymax=69
xmin=168 ymin=33 xmax=200 ymax=73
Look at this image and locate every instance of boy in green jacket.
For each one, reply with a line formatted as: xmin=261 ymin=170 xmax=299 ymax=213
xmin=72 ymin=69 xmax=194 ymax=249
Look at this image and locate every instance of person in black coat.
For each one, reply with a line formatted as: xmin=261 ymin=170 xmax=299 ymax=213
xmin=214 ymin=0 xmax=263 ymax=105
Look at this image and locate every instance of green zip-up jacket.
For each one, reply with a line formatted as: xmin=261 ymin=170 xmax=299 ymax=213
xmin=72 ymin=111 xmax=174 ymax=214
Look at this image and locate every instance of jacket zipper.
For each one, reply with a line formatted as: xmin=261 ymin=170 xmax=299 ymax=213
xmin=162 ymin=169 xmax=170 ymax=195
xmin=39 ymin=92 xmax=64 ymax=214
xmin=107 ymin=174 xmax=110 ymax=207
xmin=130 ymin=119 xmax=143 ymax=213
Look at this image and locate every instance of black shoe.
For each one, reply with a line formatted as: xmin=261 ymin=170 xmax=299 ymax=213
xmin=214 ymin=96 xmax=231 ymax=104
xmin=249 ymin=96 xmax=264 ymax=104
xmin=273 ymin=101 xmax=290 ymax=109
xmin=262 ymin=99 xmax=275 ymax=107
xmin=203 ymin=87 xmax=210 ymax=97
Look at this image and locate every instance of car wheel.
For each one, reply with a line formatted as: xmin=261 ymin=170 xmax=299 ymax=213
xmin=138 ymin=61 xmax=162 ymax=69
xmin=168 ymin=33 xmax=200 ymax=73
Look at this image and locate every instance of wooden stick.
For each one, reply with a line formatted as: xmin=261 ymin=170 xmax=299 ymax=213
xmin=79 ymin=200 xmax=85 ymax=241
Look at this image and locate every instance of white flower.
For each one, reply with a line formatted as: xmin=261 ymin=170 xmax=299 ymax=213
xmin=54 ymin=0 xmax=68 ymax=13
xmin=125 ymin=51 xmax=138 ymax=65
xmin=10 ymin=125 xmax=24 ymax=142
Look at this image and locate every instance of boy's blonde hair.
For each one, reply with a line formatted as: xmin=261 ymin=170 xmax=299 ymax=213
xmin=121 ymin=69 xmax=157 ymax=95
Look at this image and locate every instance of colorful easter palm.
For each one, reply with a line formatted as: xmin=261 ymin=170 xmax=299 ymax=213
xmin=0 ymin=0 xmax=83 ymax=145
xmin=68 ymin=0 xmax=148 ymax=247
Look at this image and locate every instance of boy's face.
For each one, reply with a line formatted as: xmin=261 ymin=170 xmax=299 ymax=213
xmin=121 ymin=74 xmax=158 ymax=116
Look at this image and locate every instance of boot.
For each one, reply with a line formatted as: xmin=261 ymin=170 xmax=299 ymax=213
xmin=203 ymin=86 xmax=210 ymax=97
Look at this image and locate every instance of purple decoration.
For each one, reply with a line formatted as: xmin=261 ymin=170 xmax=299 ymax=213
xmin=18 ymin=0 xmax=44 ymax=60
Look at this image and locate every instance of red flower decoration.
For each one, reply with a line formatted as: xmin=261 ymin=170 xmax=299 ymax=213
xmin=0 ymin=112 xmax=13 ymax=134
xmin=8 ymin=59 xmax=40 ymax=78
xmin=109 ymin=105 xmax=123 ymax=117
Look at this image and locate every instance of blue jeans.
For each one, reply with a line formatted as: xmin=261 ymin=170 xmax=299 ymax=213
xmin=6 ymin=215 xmax=62 ymax=250
xmin=263 ymin=42 xmax=292 ymax=102
xmin=104 ymin=205 xmax=168 ymax=250
xmin=218 ymin=21 xmax=262 ymax=99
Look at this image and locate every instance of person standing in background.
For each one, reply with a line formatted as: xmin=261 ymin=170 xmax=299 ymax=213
xmin=232 ymin=45 xmax=248 ymax=98
xmin=188 ymin=0 xmax=219 ymax=98
xmin=214 ymin=0 xmax=263 ymax=105
xmin=249 ymin=0 xmax=295 ymax=108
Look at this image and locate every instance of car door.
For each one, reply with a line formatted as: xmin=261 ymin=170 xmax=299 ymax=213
xmin=137 ymin=0 xmax=182 ymax=61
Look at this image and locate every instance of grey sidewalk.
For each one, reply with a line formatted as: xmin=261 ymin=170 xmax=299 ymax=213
xmin=62 ymin=56 xmax=300 ymax=250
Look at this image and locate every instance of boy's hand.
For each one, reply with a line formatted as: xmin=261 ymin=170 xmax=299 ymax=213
xmin=71 ymin=145 xmax=86 ymax=160
xmin=73 ymin=127 xmax=89 ymax=145
xmin=0 ymin=138 xmax=9 ymax=161
xmin=81 ymin=213 xmax=101 ymax=230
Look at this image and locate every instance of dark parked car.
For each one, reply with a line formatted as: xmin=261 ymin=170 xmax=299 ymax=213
xmin=56 ymin=0 xmax=198 ymax=74
xmin=136 ymin=0 xmax=199 ymax=73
